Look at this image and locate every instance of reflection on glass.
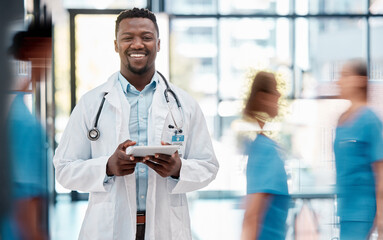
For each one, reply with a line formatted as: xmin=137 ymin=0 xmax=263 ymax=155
xmin=219 ymin=0 xmax=290 ymax=14
xmin=62 ymin=0 xmax=146 ymax=9
xmin=75 ymin=14 xmax=119 ymax=100
xmin=370 ymin=18 xmax=383 ymax=81
xmin=369 ymin=18 xmax=383 ymax=124
xmin=370 ymin=0 xmax=383 ymax=14
xmin=296 ymin=0 xmax=367 ymax=14
xmin=219 ymin=18 xmax=291 ymax=100
xmin=295 ymin=18 xmax=367 ymax=98
xmin=166 ymin=0 xmax=217 ymax=14
xmin=170 ymin=18 xmax=218 ymax=123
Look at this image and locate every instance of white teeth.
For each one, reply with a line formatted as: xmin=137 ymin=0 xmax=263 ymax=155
xmin=130 ymin=54 xmax=145 ymax=58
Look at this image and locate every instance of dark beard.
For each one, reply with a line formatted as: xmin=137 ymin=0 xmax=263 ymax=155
xmin=125 ymin=49 xmax=148 ymax=75
xmin=127 ymin=62 xmax=148 ymax=75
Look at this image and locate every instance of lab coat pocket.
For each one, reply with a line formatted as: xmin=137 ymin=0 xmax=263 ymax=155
xmin=169 ymin=193 xmax=186 ymax=207
xmin=80 ymin=202 xmax=114 ymax=239
xmin=170 ymin=205 xmax=190 ymax=240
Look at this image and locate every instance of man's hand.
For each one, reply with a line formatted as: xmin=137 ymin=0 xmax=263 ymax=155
xmin=106 ymin=140 xmax=141 ymax=176
xmin=143 ymin=141 xmax=182 ymax=178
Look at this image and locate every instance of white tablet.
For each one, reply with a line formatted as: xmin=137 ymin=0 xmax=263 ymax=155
xmin=126 ymin=145 xmax=180 ymax=157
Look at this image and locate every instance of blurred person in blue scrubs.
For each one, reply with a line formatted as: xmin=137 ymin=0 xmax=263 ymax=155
xmin=334 ymin=59 xmax=383 ymax=240
xmin=1 ymin=20 xmax=51 ymax=240
xmin=241 ymin=71 xmax=290 ymax=240
xmin=0 ymin=0 xmax=25 ymax=225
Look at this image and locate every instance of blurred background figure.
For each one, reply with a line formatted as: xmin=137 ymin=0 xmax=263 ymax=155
xmin=334 ymin=59 xmax=383 ymax=240
xmin=240 ymin=71 xmax=290 ymax=240
xmin=0 ymin=0 xmax=25 ymax=227
xmin=0 ymin=18 xmax=51 ymax=240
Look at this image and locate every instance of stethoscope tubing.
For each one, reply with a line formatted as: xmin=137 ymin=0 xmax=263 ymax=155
xmin=87 ymin=71 xmax=182 ymax=141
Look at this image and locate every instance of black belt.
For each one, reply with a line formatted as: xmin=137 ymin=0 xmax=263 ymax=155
xmin=137 ymin=211 xmax=146 ymax=225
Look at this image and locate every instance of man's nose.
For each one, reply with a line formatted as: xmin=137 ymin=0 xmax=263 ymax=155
xmin=131 ymin=37 xmax=144 ymax=48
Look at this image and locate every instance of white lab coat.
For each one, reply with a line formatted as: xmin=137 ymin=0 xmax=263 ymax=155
xmin=53 ymin=72 xmax=219 ymax=240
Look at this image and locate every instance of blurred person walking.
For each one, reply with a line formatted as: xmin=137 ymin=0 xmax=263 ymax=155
xmin=334 ymin=59 xmax=383 ymax=240
xmin=241 ymin=71 xmax=290 ymax=240
xmin=1 ymin=20 xmax=51 ymax=240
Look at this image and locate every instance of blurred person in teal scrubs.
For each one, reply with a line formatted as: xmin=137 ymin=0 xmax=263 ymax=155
xmin=241 ymin=71 xmax=290 ymax=240
xmin=334 ymin=59 xmax=383 ymax=240
xmin=1 ymin=20 xmax=51 ymax=240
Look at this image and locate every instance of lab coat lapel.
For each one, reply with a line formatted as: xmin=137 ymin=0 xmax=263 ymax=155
xmin=102 ymin=73 xmax=131 ymax=143
xmin=103 ymin=73 xmax=137 ymax=231
xmin=149 ymin=82 xmax=168 ymax=145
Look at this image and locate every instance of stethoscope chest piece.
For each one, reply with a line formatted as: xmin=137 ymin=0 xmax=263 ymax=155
xmin=88 ymin=128 xmax=100 ymax=141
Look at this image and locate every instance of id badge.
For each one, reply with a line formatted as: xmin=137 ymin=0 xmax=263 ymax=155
xmin=172 ymin=135 xmax=184 ymax=143
xmin=172 ymin=134 xmax=184 ymax=157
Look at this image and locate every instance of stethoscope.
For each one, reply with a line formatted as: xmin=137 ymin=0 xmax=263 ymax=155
xmin=88 ymin=71 xmax=183 ymax=141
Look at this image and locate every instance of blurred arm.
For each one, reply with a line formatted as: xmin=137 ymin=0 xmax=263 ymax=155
xmin=241 ymin=193 xmax=270 ymax=240
xmin=374 ymin=160 xmax=383 ymax=239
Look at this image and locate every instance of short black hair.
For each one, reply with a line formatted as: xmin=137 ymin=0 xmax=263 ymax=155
xmin=115 ymin=8 xmax=159 ymax=38
xmin=347 ymin=58 xmax=368 ymax=78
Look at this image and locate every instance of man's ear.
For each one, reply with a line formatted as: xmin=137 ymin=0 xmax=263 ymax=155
xmin=114 ymin=40 xmax=118 ymax=53
xmin=157 ymin=38 xmax=161 ymax=52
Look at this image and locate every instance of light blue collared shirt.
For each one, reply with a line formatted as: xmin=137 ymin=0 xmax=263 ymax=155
xmin=118 ymin=72 xmax=158 ymax=211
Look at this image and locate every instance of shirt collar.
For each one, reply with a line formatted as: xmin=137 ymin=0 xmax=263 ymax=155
xmin=118 ymin=72 xmax=158 ymax=95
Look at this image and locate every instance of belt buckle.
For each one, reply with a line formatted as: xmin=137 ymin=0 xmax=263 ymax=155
xmin=137 ymin=211 xmax=146 ymax=225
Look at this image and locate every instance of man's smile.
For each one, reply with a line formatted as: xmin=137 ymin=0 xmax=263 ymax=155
xmin=128 ymin=52 xmax=147 ymax=59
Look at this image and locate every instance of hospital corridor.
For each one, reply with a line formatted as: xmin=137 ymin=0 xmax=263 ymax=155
xmin=1 ymin=0 xmax=383 ymax=239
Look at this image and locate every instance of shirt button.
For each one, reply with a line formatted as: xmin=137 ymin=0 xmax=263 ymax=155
xmin=140 ymin=168 xmax=145 ymax=173
xmin=140 ymin=195 xmax=145 ymax=199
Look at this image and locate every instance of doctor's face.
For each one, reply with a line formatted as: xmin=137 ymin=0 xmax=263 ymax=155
xmin=114 ymin=18 xmax=160 ymax=75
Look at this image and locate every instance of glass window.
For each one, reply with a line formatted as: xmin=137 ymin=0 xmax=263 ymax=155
xmin=219 ymin=18 xmax=291 ymax=100
xmin=166 ymin=0 xmax=217 ymax=14
xmin=370 ymin=0 xmax=383 ymax=14
xmin=369 ymin=17 xmax=383 ymax=122
xmin=219 ymin=0 xmax=291 ymax=15
xmin=75 ymin=14 xmax=119 ymax=100
xmin=296 ymin=0 xmax=368 ymax=14
xmin=170 ymin=18 xmax=218 ymax=133
xmin=295 ymin=18 xmax=367 ymax=98
xmin=62 ymin=0 xmax=146 ymax=9
xmin=370 ymin=17 xmax=383 ymax=81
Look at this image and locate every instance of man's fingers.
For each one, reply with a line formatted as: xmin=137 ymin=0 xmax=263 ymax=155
xmin=144 ymin=161 xmax=167 ymax=177
xmin=119 ymin=140 xmax=136 ymax=151
xmin=116 ymin=151 xmax=131 ymax=162
xmin=120 ymin=163 xmax=136 ymax=170
xmin=120 ymin=155 xmax=144 ymax=164
xmin=152 ymin=154 xmax=173 ymax=163
xmin=161 ymin=141 xmax=170 ymax=146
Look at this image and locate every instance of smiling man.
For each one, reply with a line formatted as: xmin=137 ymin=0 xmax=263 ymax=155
xmin=53 ymin=8 xmax=219 ymax=240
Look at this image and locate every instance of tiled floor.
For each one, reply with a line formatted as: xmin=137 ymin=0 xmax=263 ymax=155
xmin=50 ymin=194 xmax=343 ymax=240
xmin=51 ymin=195 xmax=87 ymax=240
xmin=50 ymin=194 xmax=243 ymax=240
